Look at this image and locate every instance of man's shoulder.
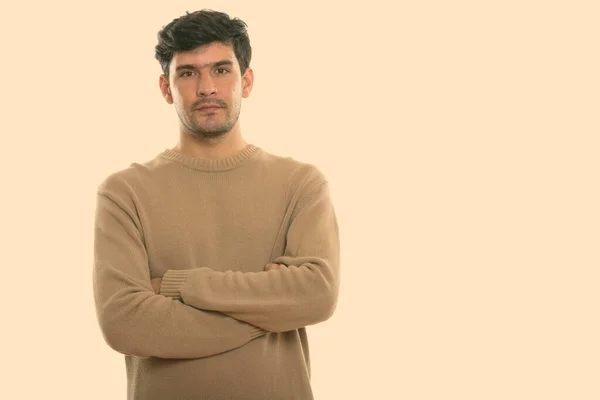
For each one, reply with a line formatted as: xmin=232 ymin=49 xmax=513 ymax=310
xmin=95 ymin=153 xmax=163 ymax=198
xmin=257 ymin=148 xmax=328 ymax=188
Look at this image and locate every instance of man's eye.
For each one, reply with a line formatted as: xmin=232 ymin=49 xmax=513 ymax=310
xmin=180 ymin=71 xmax=194 ymax=77
xmin=216 ymin=68 xmax=229 ymax=74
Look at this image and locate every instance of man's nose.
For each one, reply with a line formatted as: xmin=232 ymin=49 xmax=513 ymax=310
xmin=196 ymin=72 xmax=217 ymax=96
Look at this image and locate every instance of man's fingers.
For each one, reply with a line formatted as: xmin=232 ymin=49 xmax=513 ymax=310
xmin=265 ymin=263 xmax=285 ymax=271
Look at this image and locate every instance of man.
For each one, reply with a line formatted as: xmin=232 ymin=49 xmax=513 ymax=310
xmin=92 ymin=9 xmax=341 ymax=400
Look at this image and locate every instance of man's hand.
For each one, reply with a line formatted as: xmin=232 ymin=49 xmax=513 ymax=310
xmin=151 ymin=278 xmax=162 ymax=294
xmin=265 ymin=263 xmax=286 ymax=271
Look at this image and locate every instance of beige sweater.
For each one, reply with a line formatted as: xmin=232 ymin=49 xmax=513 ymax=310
xmin=92 ymin=144 xmax=341 ymax=400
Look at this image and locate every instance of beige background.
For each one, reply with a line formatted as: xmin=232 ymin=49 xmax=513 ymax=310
xmin=1 ymin=0 xmax=599 ymax=399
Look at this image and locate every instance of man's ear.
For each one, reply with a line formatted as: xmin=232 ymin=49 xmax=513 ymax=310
xmin=241 ymin=67 xmax=254 ymax=98
xmin=159 ymin=74 xmax=173 ymax=104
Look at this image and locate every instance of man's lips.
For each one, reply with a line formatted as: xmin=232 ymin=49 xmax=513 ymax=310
xmin=196 ymin=105 xmax=222 ymax=111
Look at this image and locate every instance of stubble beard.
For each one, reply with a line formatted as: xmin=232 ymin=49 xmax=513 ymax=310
xmin=179 ymin=102 xmax=241 ymax=142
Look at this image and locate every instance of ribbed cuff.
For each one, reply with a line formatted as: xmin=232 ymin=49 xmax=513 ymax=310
xmin=160 ymin=270 xmax=191 ymax=300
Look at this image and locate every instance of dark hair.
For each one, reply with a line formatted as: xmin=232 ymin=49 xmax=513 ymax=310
xmin=154 ymin=9 xmax=252 ymax=77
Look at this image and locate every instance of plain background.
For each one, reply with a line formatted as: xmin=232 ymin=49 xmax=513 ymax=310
xmin=1 ymin=1 xmax=599 ymax=399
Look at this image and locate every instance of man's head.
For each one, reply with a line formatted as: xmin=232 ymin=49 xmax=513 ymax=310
xmin=155 ymin=10 xmax=253 ymax=141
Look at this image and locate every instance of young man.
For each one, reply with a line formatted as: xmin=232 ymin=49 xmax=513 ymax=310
xmin=92 ymin=9 xmax=341 ymax=400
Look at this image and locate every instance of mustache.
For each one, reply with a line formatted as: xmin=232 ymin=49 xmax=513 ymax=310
xmin=192 ymin=100 xmax=226 ymax=109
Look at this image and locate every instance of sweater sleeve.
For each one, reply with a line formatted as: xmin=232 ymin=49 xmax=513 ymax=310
xmin=93 ymin=191 xmax=267 ymax=359
xmin=160 ymin=180 xmax=341 ymax=333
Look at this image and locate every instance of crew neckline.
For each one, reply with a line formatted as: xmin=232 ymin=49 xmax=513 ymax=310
xmin=158 ymin=144 xmax=262 ymax=172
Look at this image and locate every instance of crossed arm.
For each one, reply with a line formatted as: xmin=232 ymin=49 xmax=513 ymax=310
xmin=151 ymin=262 xmax=284 ymax=292
xmin=93 ymin=191 xmax=268 ymax=360
xmin=155 ymin=180 xmax=341 ymax=333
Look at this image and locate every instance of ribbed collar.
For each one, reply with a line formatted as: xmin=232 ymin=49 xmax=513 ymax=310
xmin=158 ymin=144 xmax=262 ymax=172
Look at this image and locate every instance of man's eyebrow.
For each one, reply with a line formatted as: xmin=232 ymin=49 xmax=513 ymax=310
xmin=175 ymin=60 xmax=234 ymax=72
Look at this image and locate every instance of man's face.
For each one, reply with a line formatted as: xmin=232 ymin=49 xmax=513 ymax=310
xmin=160 ymin=41 xmax=253 ymax=140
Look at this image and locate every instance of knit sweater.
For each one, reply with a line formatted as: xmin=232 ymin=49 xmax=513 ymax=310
xmin=92 ymin=143 xmax=340 ymax=400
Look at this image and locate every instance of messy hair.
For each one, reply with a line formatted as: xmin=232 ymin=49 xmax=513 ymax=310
xmin=155 ymin=9 xmax=252 ymax=77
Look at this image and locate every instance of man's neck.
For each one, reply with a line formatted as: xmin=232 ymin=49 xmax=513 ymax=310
xmin=174 ymin=129 xmax=248 ymax=160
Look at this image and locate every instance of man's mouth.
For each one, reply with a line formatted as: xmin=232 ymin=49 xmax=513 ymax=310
xmin=196 ymin=106 xmax=222 ymax=112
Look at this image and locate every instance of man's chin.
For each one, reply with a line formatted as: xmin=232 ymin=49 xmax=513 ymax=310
xmin=191 ymin=120 xmax=224 ymax=132
xmin=188 ymin=126 xmax=230 ymax=138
